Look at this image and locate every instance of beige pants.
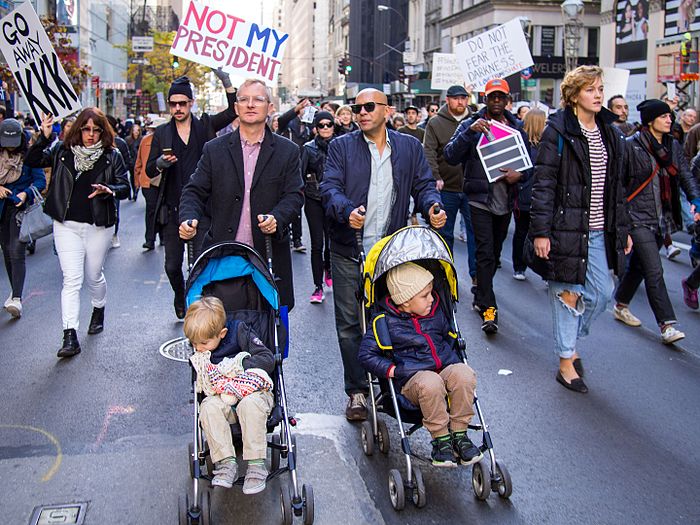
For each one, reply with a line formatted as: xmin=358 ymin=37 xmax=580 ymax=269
xmin=199 ymin=391 xmax=273 ymax=463
xmin=401 ymin=363 xmax=477 ymax=438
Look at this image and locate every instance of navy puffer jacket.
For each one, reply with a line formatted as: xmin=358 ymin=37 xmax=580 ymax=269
xmin=358 ymin=293 xmax=461 ymax=388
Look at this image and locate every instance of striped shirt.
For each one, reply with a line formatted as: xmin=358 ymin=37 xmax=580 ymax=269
xmin=580 ymin=124 xmax=607 ymax=231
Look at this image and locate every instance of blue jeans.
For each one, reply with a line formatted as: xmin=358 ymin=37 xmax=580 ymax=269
xmin=547 ymin=231 xmax=614 ymax=359
xmin=439 ymin=191 xmax=476 ymax=277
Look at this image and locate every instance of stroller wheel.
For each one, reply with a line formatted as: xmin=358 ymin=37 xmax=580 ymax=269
xmin=377 ymin=419 xmax=390 ymax=454
xmin=388 ymin=469 xmax=405 ymax=511
xmin=495 ymin=460 xmax=513 ymax=499
xmin=471 ymin=459 xmax=491 ymax=501
xmin=361 ymin=421 xmax=374 ymax=456
xmin=411 ymin=467 xmax=427 ymax=508
xmin=302 ymin=484 xmax=315 ymax=525
xmin=271 ymin=434 xmax=281 ymax=472
xmin=280 ymin=484 xmax=293 ymax=525
xmin=179 ymin=490 xmax=212 ymax=525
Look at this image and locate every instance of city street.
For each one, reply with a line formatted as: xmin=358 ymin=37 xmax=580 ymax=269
xmin=1 ymin=198 xmax=699 ymax=525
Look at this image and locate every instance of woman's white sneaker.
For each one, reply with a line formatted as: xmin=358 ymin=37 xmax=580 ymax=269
xmin=4 ymin=297 xmax=22 ymax=318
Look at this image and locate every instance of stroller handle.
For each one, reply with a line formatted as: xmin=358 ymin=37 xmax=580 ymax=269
xmin=354 ymin=208 xmax=366 ymax=256
xmin=261 ymin=215 xmax=274 ymax=274
xmin=185 ymin=220 xmax=195 ymax=270
xmin=432 ymin=203 xmax=442 ymax=215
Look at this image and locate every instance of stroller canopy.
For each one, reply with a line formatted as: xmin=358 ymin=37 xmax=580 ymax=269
xmin=363 ymin=226 xmax=457 ymax=307
xmin=186 ymin=242 xmax=279 ymax=310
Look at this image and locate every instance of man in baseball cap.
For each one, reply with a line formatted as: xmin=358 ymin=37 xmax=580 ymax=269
xmin=444 ymin=77 xmax=531 ymax=335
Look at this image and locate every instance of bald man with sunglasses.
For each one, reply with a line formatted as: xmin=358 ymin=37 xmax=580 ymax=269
xmin=321 ymin=88 xmax=445 ymax=421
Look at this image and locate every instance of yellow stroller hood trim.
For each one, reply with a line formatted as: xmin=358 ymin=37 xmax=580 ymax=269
xmin=362 ymin=226 xmax=458 ymax=308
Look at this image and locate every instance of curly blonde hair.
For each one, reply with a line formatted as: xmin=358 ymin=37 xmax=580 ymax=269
xmin=560 ymin=65 xmax=604 ymax=108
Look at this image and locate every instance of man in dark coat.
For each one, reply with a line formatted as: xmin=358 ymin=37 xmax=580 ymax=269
xmin=321 ymin=87 xmax=445 ymax=421
xmin=178 ymin=79 xmax=304 ymax=311
xmin=146 ymin=72 xmax=237 ymax=318
xmin=444 ymin=78 xmax=531 ymax=335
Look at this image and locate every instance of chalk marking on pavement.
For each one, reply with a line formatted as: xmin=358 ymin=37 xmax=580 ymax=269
xmin=156 ymin=273 xmax=169 ymax=292
xmin=0 ymin=424 xmax=62 ymax=482
xmin=21 ymin=289 xmax=47 ymax=302
xmin=91 ymin=405 xmax=136 ymax=451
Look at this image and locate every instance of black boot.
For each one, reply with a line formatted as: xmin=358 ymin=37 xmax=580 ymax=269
xmin=87 ymin=306 xmax=105 ymax=334
xmin=174 ymin=292 xmax=186 ymax=320
xmin=57 ymin=329 xmax=81 ymax=358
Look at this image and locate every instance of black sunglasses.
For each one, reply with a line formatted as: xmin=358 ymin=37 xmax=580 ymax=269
xmin=316 ymin=122 xmax=334 ymax=129
xmin=350 ymin=102 xmax=387 ymax=114
xmin=168 ymin=100 xmax=190 ymax=108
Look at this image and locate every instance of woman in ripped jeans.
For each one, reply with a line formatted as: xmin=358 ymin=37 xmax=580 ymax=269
xmin=526 ymin=66 xmax=632 ymax=394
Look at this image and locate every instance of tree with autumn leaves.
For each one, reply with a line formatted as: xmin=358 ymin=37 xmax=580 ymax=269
xmin=124 ymin=31 xmax=209 ymax=97
xmin=0 ymin=16 xmax=90 ymax=96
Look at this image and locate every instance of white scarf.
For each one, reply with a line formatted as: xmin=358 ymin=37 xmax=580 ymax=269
xmin=71 ymin=143 xmax=104 ymax=173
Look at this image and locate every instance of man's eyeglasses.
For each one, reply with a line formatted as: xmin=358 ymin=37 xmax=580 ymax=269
xmin=168 ymin=100 xmax=190 ymax=108
xmin=236 ymin=96 xmax=269 ymax=106
xmin=80 ymin=126 xmax=102 ymax=135
xmin=316 ymin=122 xmax=334 ymax=129
xmin=350 ymin=102 xmax=387 ymax=114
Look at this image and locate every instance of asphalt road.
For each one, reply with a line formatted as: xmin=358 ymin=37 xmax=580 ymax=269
xmin=0 ymin=198 xmax=698 ymax=525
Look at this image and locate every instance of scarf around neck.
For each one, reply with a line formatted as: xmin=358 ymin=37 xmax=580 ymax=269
xmin=639 ymin=127 xmax=676 ymax=203
xmin=72 ymin=143 xmax=104 ymax=173
xmin=0 ymin=149 xmax=23 ymax=185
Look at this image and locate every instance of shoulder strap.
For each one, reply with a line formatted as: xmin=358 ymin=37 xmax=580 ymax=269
xmin=627 ymin=163 xmax=660 ymax=203
xmin=372 ymin=314 xmax=393 ymax=352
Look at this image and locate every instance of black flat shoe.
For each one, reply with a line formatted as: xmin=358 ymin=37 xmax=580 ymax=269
xmin=573 ymin=358 xmax=584 ymax=378
xmin=556 ymin=371 xmax=588 ymax=393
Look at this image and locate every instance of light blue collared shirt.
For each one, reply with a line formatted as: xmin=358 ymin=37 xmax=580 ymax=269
xmin=363 ymin=130 xmax=393 ymax=252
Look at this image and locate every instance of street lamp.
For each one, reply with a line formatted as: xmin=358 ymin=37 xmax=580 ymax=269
xmin=377 ymin=3 xmax=411 ymax=100
xmin=561 ymin=0 xmax=584 ymax=72
xmin=377 ymin=4 xmax=407 ymax=26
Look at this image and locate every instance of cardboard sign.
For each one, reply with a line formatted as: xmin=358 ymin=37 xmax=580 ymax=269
xmin=171 ymin=1 xmax=289 ymax=83
xmin=0 ymin=2 xmax=81 ymax=123
xmin=431 ymin=53 xmax=464 ymax=90
xmin=602 ymin=67 xmax=630 ymax=99
xmin=454 ymin=19 xmax=534 ymax=92
xmin=476 ymin=120 xmax=532 ymax=183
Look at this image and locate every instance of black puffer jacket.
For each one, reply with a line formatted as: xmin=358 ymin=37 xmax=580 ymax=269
xmin=527 ymin=107 xmax=630 ymax=284
xmin=301 ymin=135 xmax=331 ymax=201
xmin=358 ymin=294 xmax=461 ymax=388
xmin=626 ymin=132 xmax=699 ymax=228
xmin=25 ymin=133 xmax=130 ymax=226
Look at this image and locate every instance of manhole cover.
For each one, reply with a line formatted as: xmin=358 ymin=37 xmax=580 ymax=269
xmin=159 ymin=336 xmax=193 ymax=362
xmin=29 ymin=503 xmax=87 ymax=525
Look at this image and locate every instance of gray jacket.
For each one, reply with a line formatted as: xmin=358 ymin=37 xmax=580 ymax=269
xmin=423 ymin=104 xmax=467 ymax=192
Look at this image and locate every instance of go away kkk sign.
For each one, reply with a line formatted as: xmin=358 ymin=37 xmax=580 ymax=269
xmin=171 ymin=1 xmax=289 ymax=83
xmin=0 ymin=2 xmax=81 ymax=123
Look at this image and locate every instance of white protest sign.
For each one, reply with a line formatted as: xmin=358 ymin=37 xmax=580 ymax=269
xmin=431 ymin=53 xmax=465 ymax=90
xmin=0 ymin=2 xmax=81 ymax=123
xmin=602 ymin=67 xmax=630 ymax=99
xmin=171 ymin=1 xmax=288 ymax=83
xmin=300 ymin=105 xmax=317 ymax=124
xmin=476 ymin=120 xmax=532 ymax=183
xmin=666 ymin=82 xmax=676 ymax=100
xmin=454 ymin=18 xmax=534 ymax=92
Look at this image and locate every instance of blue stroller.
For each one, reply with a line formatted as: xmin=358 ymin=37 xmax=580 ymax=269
xmin=179 ymin=239 xmax=313 ymax=525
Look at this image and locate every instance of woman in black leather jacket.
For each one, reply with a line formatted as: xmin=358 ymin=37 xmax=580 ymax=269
xmin=301 ymin=111 xmax=335 ymax=304
xmin=25 ymin=107 xmax=129 ymax=358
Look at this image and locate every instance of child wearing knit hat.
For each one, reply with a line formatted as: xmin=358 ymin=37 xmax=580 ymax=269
xmin=358 ymin=262 xmax=482 ymax=467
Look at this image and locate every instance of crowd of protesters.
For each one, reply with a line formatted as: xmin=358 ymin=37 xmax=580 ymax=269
xmin=1 ymin=66 xmax=698 ymax=408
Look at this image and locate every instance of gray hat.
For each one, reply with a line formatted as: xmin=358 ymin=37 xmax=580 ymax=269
xmin=446 ymin=85 xmax=468 ymax=97
xmin=0 ymin=118 xmax=23 ymax=148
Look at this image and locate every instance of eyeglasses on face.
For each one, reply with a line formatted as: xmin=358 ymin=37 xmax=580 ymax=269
xmin=168 ymin=100 xmax=190 ymax=108
xmin=236 ymin=95 xmax=269 ymax=106
xmin=350 ymin=102 xmax=388 ymax=114
xmin=316 ymin=122 xmax=334 ymax=129
xmin=80 ymin=126 xmax=103 ymax=135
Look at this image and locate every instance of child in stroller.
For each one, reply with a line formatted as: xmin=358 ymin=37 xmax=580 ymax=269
xmin=184 ymin=296 xmax=275 ymax=495
xmin=358 ymin=261 xmax=483 ymax=467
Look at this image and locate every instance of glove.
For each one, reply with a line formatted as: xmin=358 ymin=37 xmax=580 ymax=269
xmin=212 ymin=67 xmax=232 ymax=89
xmin=156 ymin=155 xmax=174 ymax=170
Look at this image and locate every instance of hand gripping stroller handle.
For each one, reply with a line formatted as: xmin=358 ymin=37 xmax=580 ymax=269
xmin=261 ymin=215 xmax=274 ymax=274
xmin=354 ymin=208 xmax=365 ymax=257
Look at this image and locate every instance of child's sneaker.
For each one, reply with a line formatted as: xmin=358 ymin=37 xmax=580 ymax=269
xmin=242 ymin=462 xmax=268 ymax=495
xmin=211 ymin=458 xmax=237 ymax=489
xmin=431 ymin=436 xmax=457 ymax=467
xmin=309 ymin=287 xmax=324 ymax=304
xmin=324 ymin=269 xmax=333 ymax=288
xmin=452 ymin=431 xmax=483 ymax=465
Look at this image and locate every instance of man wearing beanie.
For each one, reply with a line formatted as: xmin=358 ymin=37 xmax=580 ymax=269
xmin=614 ymin=99 xmax=700 ymax=344
xmin=358 ymin=262 xmax=482 ymax=467
xmin=321 ymin=87 xmax=445 ymax=421
xmin=146 ymin=71 xmax=237 ymax=319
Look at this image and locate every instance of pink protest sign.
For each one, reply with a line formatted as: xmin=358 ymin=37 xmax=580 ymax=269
xmin=477 ymin=120 xmax=517 ymax=147
xmin=476 ymin=120 xmax=532 ymax=183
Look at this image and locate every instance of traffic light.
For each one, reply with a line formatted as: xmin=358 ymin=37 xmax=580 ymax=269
xmin=172 ymin=57 xmax=179 ymax=69
xmin=338 ymin=58 xmax=345 ymax=74
xmin=345 ymin=58 xmax=352 ymax=74
xmin=398 ymin=68 xmax=406 ymax=82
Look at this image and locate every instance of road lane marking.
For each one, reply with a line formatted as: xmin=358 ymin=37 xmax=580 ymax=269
xmin=0 ymin=424 xmax=62 ymax=481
